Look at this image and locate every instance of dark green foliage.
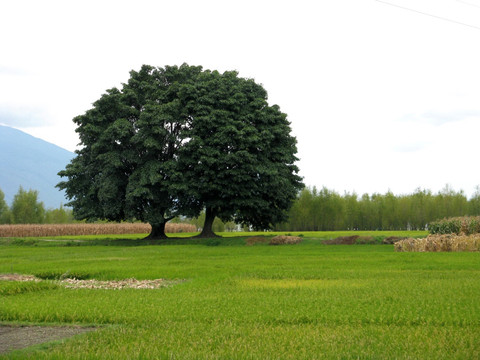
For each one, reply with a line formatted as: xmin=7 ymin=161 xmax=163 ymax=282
xmin=177 ymin=70 xmax=303 ymax=235
xmin=58 ymin=64 xmax=302 ymax=238
xmin=58 ymin=65 xmax=205 ymax=237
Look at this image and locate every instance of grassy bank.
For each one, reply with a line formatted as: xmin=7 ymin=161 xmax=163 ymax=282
xmin=0 ymin=232 xmax=478 ymax=359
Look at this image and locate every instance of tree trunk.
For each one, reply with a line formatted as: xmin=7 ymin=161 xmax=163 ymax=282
xmin=146 ymin=222 xmax=168 ymax=240
xmin=196 ymin=206 xmax=219 ymax=238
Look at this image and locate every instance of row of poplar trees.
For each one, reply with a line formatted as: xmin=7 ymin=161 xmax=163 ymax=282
xmin=275 ymin=185 xmax=480 ymax=231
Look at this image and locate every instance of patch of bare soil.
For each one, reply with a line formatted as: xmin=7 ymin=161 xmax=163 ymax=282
xmin=0 ymin=325 xmax=95 ymax=355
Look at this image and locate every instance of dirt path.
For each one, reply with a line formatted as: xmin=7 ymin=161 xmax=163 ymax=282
xmin=0 ymin=325 xmax=95 ymax=355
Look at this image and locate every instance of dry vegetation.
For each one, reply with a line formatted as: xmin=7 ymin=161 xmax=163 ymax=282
xmin=269 ymin=235 xmax=303 ymax=245
xmin=0 ymin=274 xmax=184 ymax=289
xmin=323 ymin=235 xmax=360 ymax=245
xmin=395 ymin=233 xmax=480 ymax=252
xmin=0 ymin=223 xmax=196 ymax=237
xmin=59 ymin=278 xmax=184 ymax=289
xmin=323 ymin=235 xmax=385 ymax=245
xmin=382 ymin=236 xmax=407 ymax=244
xmin=245 ymin=236 xmax=271 ymax=246
xmin=245 ymin=236 xmax=304 ymax=246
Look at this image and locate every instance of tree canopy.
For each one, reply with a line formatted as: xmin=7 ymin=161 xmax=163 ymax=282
xmin=10 ymin=187 xmax=45 ymax=224
xmin=177 ymin=69 xmax=303 ymax=236
xmin=58 ymin=64 xmax=303 ymax=238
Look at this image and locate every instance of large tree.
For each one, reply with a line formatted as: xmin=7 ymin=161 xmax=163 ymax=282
xmin=58 ymin=64 xmax=203 ymax=238
xmin=177 ymin=69 xmax=303 ymax=236
xmin=58 ymin=64 xmax=303 ymax=238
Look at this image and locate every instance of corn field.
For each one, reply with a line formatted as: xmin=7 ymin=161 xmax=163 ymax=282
xmin=0 ymin=223 xmax=196 ymax=237
xmin=428 ymin=216 xmax=480 ymax=235
xmin=395 ymin=234 xmax=480 ymax=252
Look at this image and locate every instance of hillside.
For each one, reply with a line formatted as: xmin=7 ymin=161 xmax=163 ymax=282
xmin=0 ymin=125 xmax=74 ymax=209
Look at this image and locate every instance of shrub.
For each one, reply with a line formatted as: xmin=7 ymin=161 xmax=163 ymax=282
xmin=269 ymin=236 xmax=303 ymax=245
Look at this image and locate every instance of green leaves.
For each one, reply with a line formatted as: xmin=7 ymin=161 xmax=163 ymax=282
xmin=58 ymin=64 xmax=303 ymax=237
xmin=11 ymin=187 xmax=45 ymax=224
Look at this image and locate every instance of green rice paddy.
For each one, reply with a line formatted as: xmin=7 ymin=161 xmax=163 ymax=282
xmin=0 ymin=231 xmax=478 ymax=359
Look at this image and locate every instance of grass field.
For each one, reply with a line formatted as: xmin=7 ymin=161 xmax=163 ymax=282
xmin=0 ymin=231 xmax=479 ymax=359
xmin=0 ymin=230 xmax=429 ymax=245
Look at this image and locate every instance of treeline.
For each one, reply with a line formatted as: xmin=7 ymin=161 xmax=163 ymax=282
xmin=0 ymin=186 xmax=238 ymax=231
xmin=274 ymin=185 xmax=480 ymax=231
xmin=3 ymin=185 xmax=480 ymax=232
xmin=0 ymin=187 xmax=73 ymax=224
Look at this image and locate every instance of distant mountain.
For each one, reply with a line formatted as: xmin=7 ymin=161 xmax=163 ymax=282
xmin=0 ymin=125 xmax=75 ymax=209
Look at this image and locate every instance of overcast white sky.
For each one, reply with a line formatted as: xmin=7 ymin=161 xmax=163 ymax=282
xmin=1 ymin=0 xmax=479 ymax=197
